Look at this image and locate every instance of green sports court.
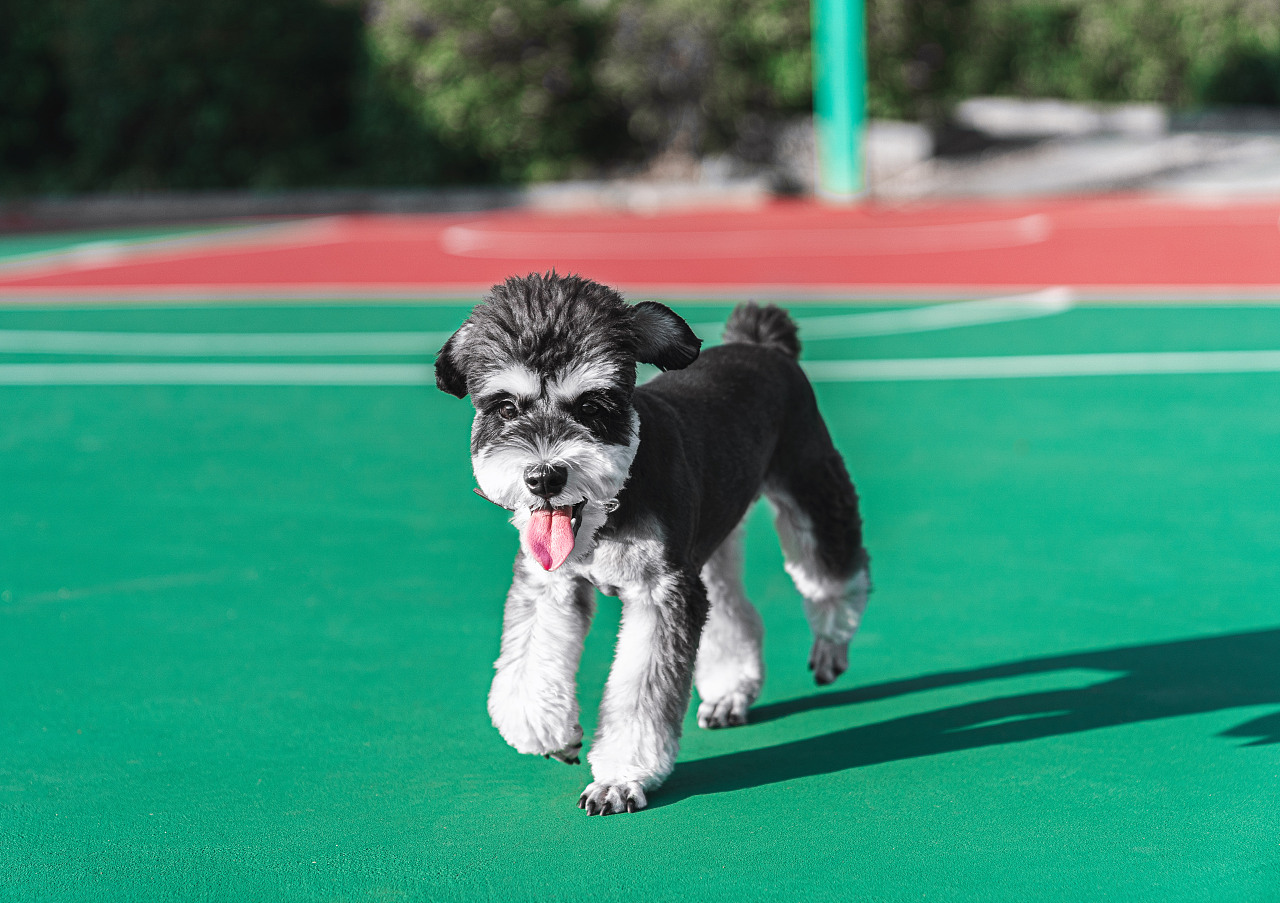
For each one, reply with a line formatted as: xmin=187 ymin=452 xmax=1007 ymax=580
xmin=2 ymin=212 xmax=1279 ymax=901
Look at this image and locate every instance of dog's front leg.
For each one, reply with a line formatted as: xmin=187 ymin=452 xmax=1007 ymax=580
xmin=488 ymin=555 xmax=595 ymax=764
xmin=580 ymin=569 xmax=708 ymax=814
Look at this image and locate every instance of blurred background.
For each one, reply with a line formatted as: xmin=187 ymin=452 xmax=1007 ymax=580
xmin=6 ymin=0 xmax=1280 ymax=202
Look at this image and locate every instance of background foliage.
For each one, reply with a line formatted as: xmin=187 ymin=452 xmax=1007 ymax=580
xmin=3 ymin=0 xmax=1280 ymax=193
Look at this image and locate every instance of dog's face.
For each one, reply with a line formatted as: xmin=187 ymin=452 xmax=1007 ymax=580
xmin=435 ymin=274 xmax=701 ymax=570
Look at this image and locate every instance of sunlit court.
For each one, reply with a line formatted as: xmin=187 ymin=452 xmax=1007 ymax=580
xmin=3 ymin=198 xmax=1278 ymax=899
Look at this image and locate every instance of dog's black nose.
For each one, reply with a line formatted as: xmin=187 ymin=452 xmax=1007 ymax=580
xmin=524 ymin=463 xmax=568 ymax=499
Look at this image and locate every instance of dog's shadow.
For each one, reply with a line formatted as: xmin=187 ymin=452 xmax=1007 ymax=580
xmin=658 ymin=628 xmax=1280 ymax=806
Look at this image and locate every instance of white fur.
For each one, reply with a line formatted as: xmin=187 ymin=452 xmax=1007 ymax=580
xmin=695 ymin=525 xmax=765 ymax=728
xmin=475 ymin=362 xmax=540 ymax=400
xmin=488 ymin=558 xmax=593 ymax=760
xmin=767 ymin=490 xmax=868 ymax=685
xmin=546 ymin=360 xmax=621 ymax=404
xmin=472 ymin=409 xmax=640 ymax=523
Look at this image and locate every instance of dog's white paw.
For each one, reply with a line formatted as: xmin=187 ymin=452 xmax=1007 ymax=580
xmin=808 ymin=638 xmax=849 ymax=686
xmin=697 ymin=691 xmax=751 ymax=729
xmin=578 ymin=780 xmax=647 ymax=815
xmin=543 ymin=726 xmax=584 ymax=765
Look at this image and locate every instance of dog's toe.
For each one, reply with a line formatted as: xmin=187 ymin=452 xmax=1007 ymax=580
xmin=808 ymin=638 xmax=849 ymax=686
xmin=578 ymin=781 xmax=647 ymax=815
xmin=544 ymin=724 xmax=583 ymax=764
xmin=697 ymin=693 xmax=750 ymax=729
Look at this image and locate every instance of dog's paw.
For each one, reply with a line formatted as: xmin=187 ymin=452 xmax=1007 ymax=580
xmin=809 ymin=638 xmax=849 ymax=686
xmin=543 ymin=731 xmax=583 ymax=765
xmin=697 ymin=692 xmax=751 ymax=729
xmin=577 ymin=781 xmax=647 ymax=815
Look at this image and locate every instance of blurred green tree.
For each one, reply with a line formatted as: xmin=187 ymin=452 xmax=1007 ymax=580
xmin=365 ymin=0 xmax=626 ymax=182
xmin=62 ymin=0 xmax=371 ymax=189
xmin=595 ymin=0 xmax=812 ymax=163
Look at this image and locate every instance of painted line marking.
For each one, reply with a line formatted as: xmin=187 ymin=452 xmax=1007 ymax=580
xmin=691 ymin=287 xmax=1073 ymax=340
xmin=0 ymin=363 xmax=432 ymax=385
xmin=439 ymin=215 xmax=1051 ymax=259
xmin=9 ymin=349 xmax=1280 ymax=384
xmin=0 ymin=289 xmax=1071 ymax=355
xmin=0 ymin=330 xmax=452 ymax=356
xmin=0 ymin=218 xmax=343 ymax=279
xmin=803 ymin=349 xmax=1280 ymax=382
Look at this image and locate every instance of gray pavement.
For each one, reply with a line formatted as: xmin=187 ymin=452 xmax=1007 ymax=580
xmin=5 ymin=98 xmax=1280 ymax=230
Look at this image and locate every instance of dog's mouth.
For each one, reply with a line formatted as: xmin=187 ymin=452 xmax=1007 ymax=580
xmin=523 ymin=498 xmax=588 ymax=571
xmin=472 ymin=488 xmax=590 ymax=571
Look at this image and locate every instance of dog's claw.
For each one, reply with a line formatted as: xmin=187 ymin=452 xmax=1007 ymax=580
xmin=578 ymin=780 xmax=647 ymax=815
xmin=809 ymin=637 xmax=849 ymax=685
xmin=697 ymin=692 xmax=751 ymax=729
xmin=543 ymin=725 xmax=583 ymax=765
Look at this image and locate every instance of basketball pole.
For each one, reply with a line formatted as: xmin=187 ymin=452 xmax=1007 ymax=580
xmin=812 ymin=0 xmax=867 ymax=201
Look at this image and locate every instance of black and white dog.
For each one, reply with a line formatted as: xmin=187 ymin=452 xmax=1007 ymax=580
xmin=435 ymin=273 xmax=869 ymax=815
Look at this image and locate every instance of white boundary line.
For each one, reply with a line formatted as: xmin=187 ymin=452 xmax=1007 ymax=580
xmin=0 ymin=330 xmax=452 ymax=356
xmin=8 ymin=350 xmax=1280 ymax=385
xmin=692 ymin=287 xmax=1073 ymax=340
xmin=0 ymin=363 xmax=432 ymax=385
xmin=803 ymin=349 xmax=1280 ymax=382
xmin=0 ymin=289 xmax=1074 ymax=355
xmin=0 ymin=219 xmax=342 ymax=279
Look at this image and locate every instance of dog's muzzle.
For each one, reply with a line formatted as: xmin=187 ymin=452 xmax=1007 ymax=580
xmin=473 ymin=487 xmax=588 ymax=571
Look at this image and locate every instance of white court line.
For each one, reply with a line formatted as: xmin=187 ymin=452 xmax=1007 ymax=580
xmin=0 ymin=330 xmax=451 ymax=356
xmin=8 ymin=350 xmax=1280 ymax=384
xmin=0 ymin=363 xmax=432 ymax=385
xmin=0 ymin=219 xmax=341 ymax=279
xmin=802 ymin=349 xmax=1280 ymax=382
xmin=690 ymin=287 xmax=1073 ymax=340
xmin=440 ymin=215 xmax=1051 ymax=259
xmin=0 ymin=289 xmax=1071 ymax=355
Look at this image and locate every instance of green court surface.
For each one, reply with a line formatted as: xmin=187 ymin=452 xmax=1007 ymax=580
xmin=3 ymin=301 xmax=1279 ymax=902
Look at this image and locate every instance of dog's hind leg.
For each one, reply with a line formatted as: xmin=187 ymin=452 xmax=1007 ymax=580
xmin=766 ymin=446 xmax=870 ymax=686
xmin=488 ymin=556 xmax=595 ymax=763
xmin=580 ymin=568 xmax=708 ymax=814
xmin=695 ymin=524 xmax=765 ymax=728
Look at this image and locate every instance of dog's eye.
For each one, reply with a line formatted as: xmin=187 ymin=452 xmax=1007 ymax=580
xmin=577 ymin=400 xmax=601 ymax=417
xmin=496 ymin=400 xmax=519 ymax=420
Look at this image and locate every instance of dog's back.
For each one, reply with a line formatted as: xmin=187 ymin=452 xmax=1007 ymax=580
xmin=623 ymin=302 xmax=859 ymax=571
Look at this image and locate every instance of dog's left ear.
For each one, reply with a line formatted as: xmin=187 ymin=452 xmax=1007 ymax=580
xmin=435 ymin=325 xmax=472 ymax=398
xmin=630 ymin=301 xmax=702 ymax=371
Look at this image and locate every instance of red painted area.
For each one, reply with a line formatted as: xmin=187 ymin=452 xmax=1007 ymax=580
xmin=3 ymin=197 xmax=1280 ymax=296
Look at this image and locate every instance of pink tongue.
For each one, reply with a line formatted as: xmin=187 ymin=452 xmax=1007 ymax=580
xmin=524 ymin=506 xmax=576 ymax=570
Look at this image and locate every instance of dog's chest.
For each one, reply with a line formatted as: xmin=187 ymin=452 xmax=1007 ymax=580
xmin=572 ymin=528 xmax=671 ymax=602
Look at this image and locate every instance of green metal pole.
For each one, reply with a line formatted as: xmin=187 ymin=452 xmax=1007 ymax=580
xmin=812 ymin=0 xmax=867 ymax=201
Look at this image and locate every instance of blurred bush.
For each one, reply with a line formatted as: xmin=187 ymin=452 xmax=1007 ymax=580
xmin=2 ymin=0 xmax=453 ymax=192
xmin=5 ymin=0 xmax=1280 ymax=193
xmin=62 ymin=0 xmax=368 ymax=189
xmin=869 ymin=0 xmax=1280 ymax=120
xmin=0 ymin=0 xmax=73 ymax=191
xmin=596 ymin=0 xmax=811 ymax=164
xmin=365 ymin=0 xmax=624 ymax=182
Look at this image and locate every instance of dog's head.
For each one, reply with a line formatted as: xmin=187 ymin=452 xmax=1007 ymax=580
xmin=435 ymin=273 xmax=701 ymax=570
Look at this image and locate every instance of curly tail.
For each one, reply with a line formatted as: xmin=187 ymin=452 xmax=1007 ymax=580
xmin=721 ymin=302 xmax=801 ymax=360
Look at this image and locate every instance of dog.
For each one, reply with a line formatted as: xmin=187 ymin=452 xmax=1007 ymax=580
xmin=435 ymin=273 xmax=870 ymax=815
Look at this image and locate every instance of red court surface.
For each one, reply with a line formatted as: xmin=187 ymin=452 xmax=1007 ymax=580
xmin=3 ymin=196 xmax=1280 ymax=300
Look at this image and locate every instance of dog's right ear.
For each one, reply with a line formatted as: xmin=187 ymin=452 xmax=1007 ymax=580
xmin=435 ymin=325 xmax=472 ymax=398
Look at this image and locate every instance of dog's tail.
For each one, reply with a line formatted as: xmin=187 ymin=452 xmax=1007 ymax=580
xmin=722 ymin=302 xmax=801 ymax=360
